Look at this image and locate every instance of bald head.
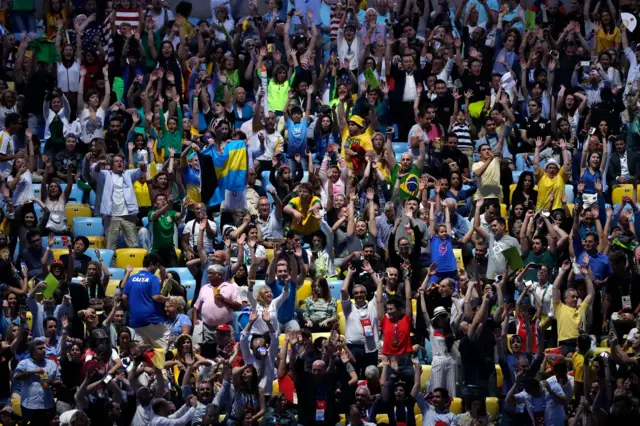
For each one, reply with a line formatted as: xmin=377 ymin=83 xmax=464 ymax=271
xmin=444 ymin=197 xmax=457 ymax=211
xmin=312 ymin=360 xmax=326 ymax=377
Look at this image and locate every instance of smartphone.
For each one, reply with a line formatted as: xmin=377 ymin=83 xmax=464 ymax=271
xmin=103 ymin=374 xmax=113 ymax=384
xmin=580 ymin=61 xmax=590 ymax=67
xmin=588 ymin=127 xmax=596 ymax=135
xmin=530 ymin=263 xmax=542 ymax=270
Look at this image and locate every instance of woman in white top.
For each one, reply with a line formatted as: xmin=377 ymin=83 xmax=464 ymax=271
xmin=246 ymin=275 xmax=289 ymax=335
xmin=553 ymin=86 xmax=587 ymax=138
xmin=77 ymin=65 xmax=111 ymax=149
xmin=41 ymin=158 xmax=73 ymax=235
xmin=55 ymin=25 xmax=83 ymax=112
xmin=419 ymin=280 xmax=457 ymax=397
xmin=6 ymin=155 xmax=34 ymax=207
xmin=242 ymin=224 xmax=268 ymax=276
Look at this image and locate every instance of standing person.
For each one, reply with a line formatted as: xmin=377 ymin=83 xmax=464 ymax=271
xmin=192 ymin=264 xmax=243 ymax=359
xmin=90 ymin=153 xmax=148 ymax=258
xmin=473 ymin=197 xmax=521 ymax=279
xmin=552 ymin=260 xmax=595 ymax=356
xmin=341 ymin=264 xmax=379 ymax=378
xmin=13 ymin=339 xmax=61 ymax=426
xmin=148 ymin=194 xmax=187 ymax=267
xmin=0 ymin=112 xmax=22 ymax=177
xmin=181 ymin=201 xmax=218 ymax=261
xmin=533 ymin=137 xmax=571 ymax=212
xmin=121 ymin=254 xmax=170 ymax=369
xmin=472 ymin=144 xmax=502 ymax=203
xmin=265 ymin=247 xmax=305 ymax=332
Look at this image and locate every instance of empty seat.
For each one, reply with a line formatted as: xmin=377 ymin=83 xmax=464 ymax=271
xmin=496 ymin=364 xmax=503 ymax=389
xmin=392 ymin=142 xmax=408 ymax=153
xmin=67 ymin=184 xmax=85 ymax=204
xmin=486 ymin=397 xmax=499 ymax=419
xmin=73 ymin=218 xmax=105 ymax=237
xmin=41 ymin=236 xmax=67 ymax=249
xmin=450 ymin=397 xmax=463 ymax=414
xmin=106 ymin=279 xmax=121 ymax=296
xmin=564 ymin=184 xmax=574 ymax=204
xmin=327 ymin=280 xmax=343 ymax=300
xmin=108 ymin=268 xmax=125 ymax=281
xmin=65 ymin=204 xmax=93 ymax=229
xmin=86 ymin=249 xmax=114 ymax=266
xmin=51 ymin=248 xmax=67 ymax=260
xmin=86 ymin=236 xmax=105 ymax=249
xmin=115 ymin=248 xmax=148 ymax=269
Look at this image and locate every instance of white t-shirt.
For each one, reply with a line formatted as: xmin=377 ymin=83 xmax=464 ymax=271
xmin=0 ymin=130 xmax=15 ymax=176
xmin=342 ymin=298 xmax=379 ymax=353
xmin=184 ymin=219 xmax=218 ymax=253
xmin=150 ymin=8 xmax=174 ymax=31
xmin=7 ymin=170 xmax=34 ymax=206
xmin=79 ymin=107 xmax=106 ymax=144
xmin=111 ymin=173 xmax=128 ymax=216
xmin=253 ymin=129 xmax=283 ymax=161
xmin=57 ymin=59 xmax=81 ymax=93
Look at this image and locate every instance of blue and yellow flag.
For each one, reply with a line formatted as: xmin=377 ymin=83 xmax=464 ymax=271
xmin=209 ymin=140 xmax=248 ymax=206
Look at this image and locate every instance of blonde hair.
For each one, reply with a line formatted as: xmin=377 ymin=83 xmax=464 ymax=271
xmin=256 ymin=286 xmax=272 ymax=306
xmin=166 ymin=296 xmax=186 ymax=312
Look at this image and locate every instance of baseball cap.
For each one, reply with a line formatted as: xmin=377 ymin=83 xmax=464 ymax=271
xmin=348 ymin=115 xmax=365 ymax=128
xmin=216 ymin=324 xmax=232 ymax=332
xmin=50 ymin=259 xmax=64 ymax=269
xmin=432 ymin=306 xmax=449 ymax=320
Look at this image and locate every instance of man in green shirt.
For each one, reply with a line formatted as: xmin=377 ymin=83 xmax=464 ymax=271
xmin=148 ymin=194 xmax=187 ymax=267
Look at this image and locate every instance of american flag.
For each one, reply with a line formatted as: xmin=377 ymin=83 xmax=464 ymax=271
xmin=115 ymin=9 xmax=141 ymax=31
xmin=103 ymin=14 xmax=114 ymax=63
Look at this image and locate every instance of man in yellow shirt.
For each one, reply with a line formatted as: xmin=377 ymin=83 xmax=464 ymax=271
xmin=337 ymin=113 xmax=373 ymax=172
xmin=552 ymin=260 xmax=595 ymax=356
xmin=534 ymin=138 xmax=571 ymax=211
xmin=283 ymin=182 xmax=322 ymax=236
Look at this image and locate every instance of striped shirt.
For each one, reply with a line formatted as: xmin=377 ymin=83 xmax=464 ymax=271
xmin=451 ymin=122 xmax=473 ymax=151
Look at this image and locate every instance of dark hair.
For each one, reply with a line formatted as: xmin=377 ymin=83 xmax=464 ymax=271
xmin=433 ymin=387 xmax=450 ymax=400
xmin=143 ymin=253 xmax=162 ymax=267
xmin=492 ymin=217 xmax=507 ymax=227
xmin=74 ymin=236 xmax=90 ymax=251
xmin=310 ymin=229 xmax=327 ymax=249
xmin=386 ymin=295 xmax=404 ymax=310
xmin=584 ymin=231 xmax=600 ymax=243
xmin=5 ymin=112 xmax=20 ymax=127
xmin=26 ymin=230 xmax=41 ymax=244
xmin=42 ymin=316 xmax=57 ymax=330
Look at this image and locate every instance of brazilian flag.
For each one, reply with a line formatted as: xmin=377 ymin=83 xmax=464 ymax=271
xmin=391 ymin=164 xmax=421 ymax=200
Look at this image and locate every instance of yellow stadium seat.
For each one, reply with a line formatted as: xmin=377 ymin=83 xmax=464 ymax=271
xmin=415 ymin=414 xmax=422 ymax=424
xmin=420 ymin=365 xmax=431 ymax=390
xmin=414 ymin=402 xmax=422 ymax=415
xmin=278 ymin=334 xmax=285 ymax=347
xmin=266 ymin=248 xmax=274 ymax=263
xmin=568 ymin=204 xmax=574 ymax=215
xmin=338 ymin=312 xmax=346 ymax=335
xmin=375 ymin=414 xmax=389 ymax=424
xmin=272 ymin=380 xmax=279 ymax=393
xmin=312 ymin=332 xmax=331 ymax=341
xmin=296 ymin=280 xmax=312 ymax=306
xmin=51 ymin=248 xmax=67 ymax=260
xmin=86 ymin=236 xmax=105 ymax=249
xmin=612 ymin=184 xmax=634 ymax=205
xmin=594 ymin=347 xmax=610 ymax=357
xmin=500 ymin=203 xmax=507 ymax=218
xmin=175 ymin=248 xmax=182 ymax=262
xmin=486 ymin=397 xmax=499 ymax=419
xmin=496 ymin=364 xmax=503 ymax=390
xmin=26 ymin=311 xmax=32 ymax=330
xmin=412 ymin=299 xmax=417 ymax=317
xmin=65 ymin=204 xmax=92 ymax=229
xmin=106 ymin=280 xmax=121 ymax=296
xmin=338 ymin=414 xmax=345 ymax=425
xmin=115 ymin=248 xmax=148 ymax=268
xmin=450 ymin=397 xmax=463 ymax=414
xmin=336 ymin=299 xmax=342 ymax=313
xmin=509 ymin=183 xmax=517 ymax=200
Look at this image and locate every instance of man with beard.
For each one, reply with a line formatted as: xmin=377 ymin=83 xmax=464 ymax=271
xmin=346 ymin=190 xmax=377 ymax=252
xmin=432 ymin=79 xmax=455 ymax=127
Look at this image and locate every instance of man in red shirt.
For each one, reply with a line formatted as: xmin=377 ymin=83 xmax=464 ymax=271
xmin=376 ymin=262 xmax=414 ymax=386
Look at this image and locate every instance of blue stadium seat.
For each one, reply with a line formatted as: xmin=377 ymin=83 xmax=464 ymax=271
xmin=33 ymin=186 xmax=42 ymax=200
xmin=167 ymin=267 xmax=197 ymax=301
xmin=89 ymin=190 xmax=97 ymax=209
xmin=33 ymin=203 xmax=43 ymax=220
xmin=67 ymin=184 xmax=85 ymax=204
xmin=73 ymin=218 xmax=105 ymax=237
xmin=41 ymin=236 xmax=67 ymax=249
xmin=108 ymin=268 xmax=125 ymax=281
xmin=327 ymin=280 xmax=343 ymax=301
xmin=564 ymin=184 xmax=574 ymax=204
xmin=86 ymin=249 xmax=115 ymax=266
xmin=512 ymin=170 xmax=522 ymax=183
xmin=392 ymin=142 xmax=408 ymax=153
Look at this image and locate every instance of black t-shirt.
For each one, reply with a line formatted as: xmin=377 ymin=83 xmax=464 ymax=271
xmin=58 ymin=358 xmax=83 ymax=403
xmin=606 ymin=272 xmax=640 ymax=313
xmin=433 ymin=94 xmax=455 ymax=128
xmin=459 ymin=319 xmax=497 ymax=386
xmin=295 ymin=358 xmax=339 ymax=426
xmin=521 ymin=116 xmax=552 ymax=147
xmin=378 ymin=396 xmax=417 ymax=426
xmin=461 ymin=71 xmax=489 ymax=104
xmin=440 ymin=147 xmax=470 ymax=171
xmin=60 ymin=253 xmax=92 ymax=277
xmin=0 ymin=347 xmax=14 ymax=398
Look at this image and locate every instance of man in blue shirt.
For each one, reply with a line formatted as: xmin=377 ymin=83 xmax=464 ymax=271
xmin=122 ymin=253 xmax=170 ymax=368
xmin=572 ymin=232 xmax=611 ymax=282
xmin=283 ymin=86 xmax=313 ymax=176
xmin=13 ymin=339 xmax=61 ymax=424
xmin=266 ymin=248 xmax=306 ymax=332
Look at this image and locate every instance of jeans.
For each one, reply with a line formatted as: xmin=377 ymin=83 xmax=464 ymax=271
xmin=21 ymin=406 xmax=56 ymax=426
xmin=10 ymin=11 xmax=36 ymax=33
xmin=286 ymin=155 xmax=308 ymax=180
xmin=104 ymin=215 xmax=138 ymax=254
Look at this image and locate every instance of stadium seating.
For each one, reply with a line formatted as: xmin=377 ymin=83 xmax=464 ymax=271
xmin=108 ymin=268 xmax=125 ymax=281
xmin=612 ymin=184 xmax=634 ymax=205
xmin=73 ymin=217 xmax=105 ymax=237
xmin=86 ymin=249 xmax=115 ymax=266
xmin=167 ymin=267 xmax=197 ymax=301
xmin=115 ymin=248 xmax=148 ymax=268
xmin=65 ymin=204 xmax=93 ymax=229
